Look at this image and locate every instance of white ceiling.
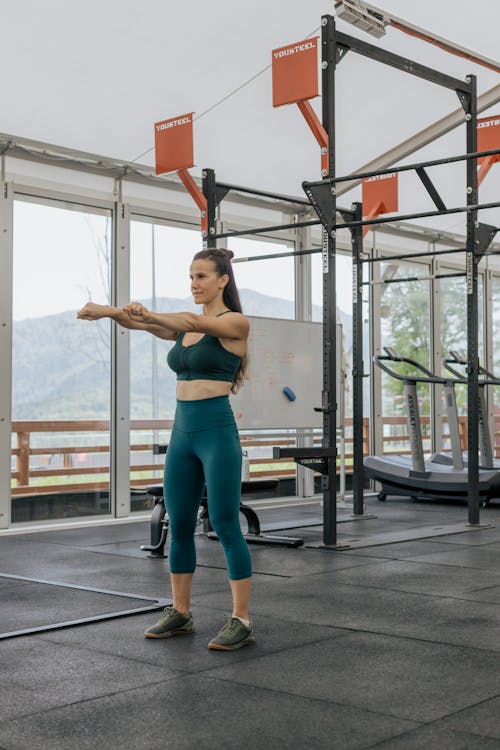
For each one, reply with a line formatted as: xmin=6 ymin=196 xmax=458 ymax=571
xmin=2 ymin=0 xmax=500 ymax=212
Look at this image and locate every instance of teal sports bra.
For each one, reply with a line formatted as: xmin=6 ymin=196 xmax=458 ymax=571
xmin=167 ymin=331 xmax=241 ymax=383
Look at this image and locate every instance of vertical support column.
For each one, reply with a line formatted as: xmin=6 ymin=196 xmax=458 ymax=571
xmin=371 ymin=250 xmax=383 ymax=458
xmin=322 ymin=14 xmax=337 ymax=546
xmin=295 ymin=223 xmax=315 ymax=498
xmin=351 ymin=202 xmax=364 ymax=515
xmin=404 ymin=381 xmax=426 ymax=473
xmin=111 ymin=200 xmax=131 ymax=518
xmin=295 ymin=224 xmax=312 ymax=321
xmin=430 ymin=255 xmax=443 ymax=454
xmin=0 ymin=181 xmax=13 ymax=529
xmin=484 ymin=269 xmax=495 ymax=457
xmin=478 ymin=386 xmax=493 ymax=467
xmin=202 ymin=168 xmax=217 ymax=249
xmin=444 ymin=381 xmax=464 ymax=470
xmin=465 ymin=74 xmax=480 ymax=525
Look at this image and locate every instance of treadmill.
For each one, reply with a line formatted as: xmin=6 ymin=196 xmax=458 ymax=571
xmin=364 ymin=347 xmax=500 ymax=503
xmin=436 ymin=350 xmax=500 ymax=470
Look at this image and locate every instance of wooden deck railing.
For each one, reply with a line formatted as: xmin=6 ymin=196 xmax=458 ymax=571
xmin=10 ymin=414 xmax=485 ymax=497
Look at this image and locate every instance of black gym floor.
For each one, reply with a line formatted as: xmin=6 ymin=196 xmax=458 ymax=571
xmin=1 ymin=496 xmax=500 ymax=750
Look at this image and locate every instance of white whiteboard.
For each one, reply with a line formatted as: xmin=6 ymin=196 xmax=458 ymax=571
xmin=231 ymin=316 xmax=341 ymax=430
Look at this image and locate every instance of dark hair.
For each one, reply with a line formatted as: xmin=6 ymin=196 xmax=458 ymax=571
xmin=192 ymin=247 xmax=248 ymax=393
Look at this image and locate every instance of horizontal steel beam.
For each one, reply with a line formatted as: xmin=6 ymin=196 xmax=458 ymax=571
xmin=306 ymin=147 xmax=500 ymax=188
xmin=215 ymin=181 xmax=310 ymax=206
xmin=332 ymin=200 xmax=500 ymax=231
xmin=212 ymin=217 xmax=321 ymax=240
xmin=232 ymin=247 xmax=322 ymax=263
xmin=363 ymin=271 xmax=465 ymax=286
xmin=361 ymin=246 xmax=468 ymax=263
xmin=336 ymin=29 xmax=471 ymax=93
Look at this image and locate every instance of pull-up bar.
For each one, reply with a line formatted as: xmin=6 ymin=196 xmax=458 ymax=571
xmin=361 ymin=246 xmax=472 ymax=264
xmin=212 ymin=217 xmax=321 ymax=241
xmin=213 ymin=181 xmax=311 ymax=206
xmin=331 ymin=200 xmax=500 ymax=233
xmin=363 ymin=271 xmax=466 ymax=287
xmin=309 ymin=147 xmax=500 ymax=187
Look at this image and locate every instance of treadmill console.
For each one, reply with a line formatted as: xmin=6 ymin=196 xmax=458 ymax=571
xmin=384 ymin=346 xmax=399 ymax=360
xmin=449 ymin=350 xmax=466 ymax=364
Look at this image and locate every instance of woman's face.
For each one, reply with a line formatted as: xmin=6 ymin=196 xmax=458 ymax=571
xmin=189 ymin=259 xmax=228 ymax=305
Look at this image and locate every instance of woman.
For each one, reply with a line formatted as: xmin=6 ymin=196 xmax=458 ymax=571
xmin=77 ymin=247 xmax=254 ymax=651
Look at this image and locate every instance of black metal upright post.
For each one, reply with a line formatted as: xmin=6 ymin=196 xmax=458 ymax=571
xmin=351 ymin=202 xmax=364 ymax=515
xmin=322 ymin=15 xmax=337 ymax=546
xmin=202 ymin=168 xmax=217 ymax=249
xmin=465 ymin=75 xmax=480 ymax=525
xmin=301 ymin=28 xmax=484 ymax=537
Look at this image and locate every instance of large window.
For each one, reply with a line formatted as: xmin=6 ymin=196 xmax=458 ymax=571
xmin=127 ymin=227 xmax=296 ymax=506
xmin=490 ymin=276 xmax=500 ymax=457
xmin=11 ymin=199 xmax=112 ymax=522
xmin=129 ymin=222 xmax=200 ymax=507
xmin=440 ymin=270 xmax=484 ymax=448
xmin=230 ymin=237 xmax=295 ymax=319
xmin=378 ymin=260 xmax=431 ymax=455
xmin=311 ymin=252 xmax=355 ymax=417
xmin=440 ymin=271 xmax=484 ymax=369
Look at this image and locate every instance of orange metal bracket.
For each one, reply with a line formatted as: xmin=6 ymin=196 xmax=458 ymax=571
xmin=362 ymin=171 xmax=398 ymax=238
xmin=477 ymin=155 xmax=496 ymax=187
xmin=362 ymin=200 xmax=383 ymax=238
xmin=177 ymin=168 xmax=208 ymax=236
xmin=477 ymin=115 xmax=500 ymax=188
xmin=297 ymin=100 xmax=329 ymax=176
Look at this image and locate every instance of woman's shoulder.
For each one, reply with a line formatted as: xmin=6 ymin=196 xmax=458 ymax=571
xmin=218 ymin=310 xmax=248 ymax=320
xmin=227 ymin=312 xmax=250 ymax=336
xmin=225 ymin=311 xmax=249 ymax=325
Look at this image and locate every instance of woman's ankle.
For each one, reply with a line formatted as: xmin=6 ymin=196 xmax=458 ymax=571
xmin=173 ymin=604 xmax=191 ymax=616
xmin=232 ymin=611 xmax=249 ymax=621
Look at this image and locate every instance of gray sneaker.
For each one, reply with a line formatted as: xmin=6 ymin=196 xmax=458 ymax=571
xmin=208 ymin=616 xmax=255 ymax=651
xmin=144 ymin=606 xmax=195 ymax=639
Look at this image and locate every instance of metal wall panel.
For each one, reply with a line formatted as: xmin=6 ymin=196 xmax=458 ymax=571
xmin=111 ymin=201 xmax=131 ymax=517
xmin=0 ymin=183 xmax=13 ymax=528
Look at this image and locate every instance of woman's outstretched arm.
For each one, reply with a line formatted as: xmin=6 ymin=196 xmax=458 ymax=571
xmin=77 ymin=302 xmax=177 ymax=341
xmin=122 ymin=302 xmax=249 ymax=341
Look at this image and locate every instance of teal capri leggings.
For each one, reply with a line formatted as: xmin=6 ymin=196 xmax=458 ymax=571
xmin=164 ymin=395 xmax=252 ymax=581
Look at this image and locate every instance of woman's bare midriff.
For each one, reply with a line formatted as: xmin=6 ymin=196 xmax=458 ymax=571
xmin=175 ymin=333 xmax=244 ymax=400
xmin=176 ymin=380 xmax=233 ymax=401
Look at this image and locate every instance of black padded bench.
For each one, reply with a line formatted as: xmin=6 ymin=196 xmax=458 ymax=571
xmin=141 ymin=466 xmax=303 ymax=558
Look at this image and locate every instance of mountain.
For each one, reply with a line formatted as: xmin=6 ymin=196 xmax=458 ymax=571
xmin=11 ymin=290 xmax=352 ymax=421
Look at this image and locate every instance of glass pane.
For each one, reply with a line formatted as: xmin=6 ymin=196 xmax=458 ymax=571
xmin=128 ymin=227 xmax=297 ymax=506
xmin=440 ymin=271 xmax=484 ymax=449
xmin=311 ymin=252 xmax=356 ymax=416
xmin=129 ymin=223 xmax=201 ymax=510
xmin=11 ymin=200 xmax=112 ymax=523
xmin=379 ymin=261 xmax=431 ymax=456
xmin=230 ymin=237 xmax=295 ymax=319
xmin=440 ymin=272 xmax=484 ymax=367
xmin=311 ymin=252 xmax=359 ymax=464
xmin=490 ymin=276 xmax=500 ymax=458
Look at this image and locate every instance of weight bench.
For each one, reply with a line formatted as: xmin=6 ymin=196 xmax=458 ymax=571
xmin=141 ymin=459 xmax=304 ymax=558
